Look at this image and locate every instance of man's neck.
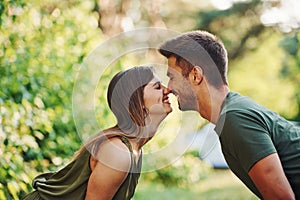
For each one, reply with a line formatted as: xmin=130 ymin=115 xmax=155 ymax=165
xmin=201 ymin=85 xmax=230 ymax=124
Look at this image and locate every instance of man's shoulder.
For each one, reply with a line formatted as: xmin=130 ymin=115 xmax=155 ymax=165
xmin=215 ymin=92 xmax=268 ymax=135
xmin=224 ymin=92 xmax=256 ymax=110
xmin=223 ymin=92 xmax=277 ymax=119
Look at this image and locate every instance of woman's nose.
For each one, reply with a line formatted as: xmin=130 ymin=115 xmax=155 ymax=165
xmin=162 ymin=85 xmax=172 ymax=95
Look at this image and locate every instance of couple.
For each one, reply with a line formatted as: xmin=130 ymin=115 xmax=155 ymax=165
xmin=23 ymin=30 xmax=300 ymax=200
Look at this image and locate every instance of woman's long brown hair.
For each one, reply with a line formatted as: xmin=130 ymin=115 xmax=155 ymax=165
xmin=74 ymin=66 xmax=154 ymax=159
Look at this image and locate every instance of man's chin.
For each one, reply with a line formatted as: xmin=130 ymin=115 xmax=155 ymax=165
xmin=178 ymin=103 xmax=196 ymax=111
xmin=178 ymin=104 xmax=189 ymax=111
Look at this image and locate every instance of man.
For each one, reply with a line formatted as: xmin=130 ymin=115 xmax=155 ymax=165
xmin=158 ymin=30 xmax=300 ymax=199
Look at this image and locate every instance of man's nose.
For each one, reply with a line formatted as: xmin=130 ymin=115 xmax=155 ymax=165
xmin=167 ymin=81 xmax=173 ymax=93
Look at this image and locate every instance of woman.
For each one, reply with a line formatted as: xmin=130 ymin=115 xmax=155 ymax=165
xmin=22 ymin=66 xmax=172 ymax=200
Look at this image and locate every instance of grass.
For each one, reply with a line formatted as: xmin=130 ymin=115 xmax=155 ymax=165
xmin=133 ymin=169 xmax=259 ymax=200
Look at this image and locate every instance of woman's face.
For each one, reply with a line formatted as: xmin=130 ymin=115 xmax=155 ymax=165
xmin=143 ymin=76 xmax=172 ymax=118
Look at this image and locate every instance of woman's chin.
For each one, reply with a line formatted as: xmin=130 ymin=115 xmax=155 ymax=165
xmin=148 ymin=111 xmax=170 ymax=124
xmin=149 ymin=105 xmax=172 ymax=115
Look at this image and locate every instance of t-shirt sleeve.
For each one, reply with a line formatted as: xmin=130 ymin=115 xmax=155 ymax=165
xmin=220 ymin=110 xmax=277 ymax=172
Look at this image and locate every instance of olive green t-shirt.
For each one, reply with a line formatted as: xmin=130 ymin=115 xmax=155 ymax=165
xmin=22 ymin=137 xmax=142 ymax=200
xmin=215 ymin=92 xmax=300 ymax=198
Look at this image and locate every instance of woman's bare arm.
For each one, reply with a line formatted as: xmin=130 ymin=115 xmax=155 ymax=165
xmin=85 ymin=138 xmax=131 ymax=200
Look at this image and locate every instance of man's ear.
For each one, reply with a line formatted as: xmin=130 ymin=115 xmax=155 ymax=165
xmin=189 ymin=66 xmax=203 ymax=85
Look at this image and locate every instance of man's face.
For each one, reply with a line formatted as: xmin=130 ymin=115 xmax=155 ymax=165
xmin=167 ymin=56 xmax=198 ymax=111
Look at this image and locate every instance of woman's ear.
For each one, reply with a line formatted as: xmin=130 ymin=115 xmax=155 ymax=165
xmin=189 ymin=66 xmax=203 ymax=85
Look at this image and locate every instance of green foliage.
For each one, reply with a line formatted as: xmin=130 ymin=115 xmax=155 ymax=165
xmin=1 ymin=0 xmax=300 ymax=199
xmin=0 ymin=0 xmax=101 ymax=198
xmin=141 ymin=150 xmax=211 ymax=187
xmin=133 ymin=169 xmax=258 ymax=200
xmin=228 ymin=33 xmax=298 ymax=119
xmin=198 ymin=0 xmax=265 ymax=60
xmin=280 ymin=34 xmax=299 ymax=56
xmin=279 ymin=33 xmax=300 ymax=120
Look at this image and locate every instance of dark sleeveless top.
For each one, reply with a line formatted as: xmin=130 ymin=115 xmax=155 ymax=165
xmin=22 ymin=137 xmax=142 ymax=200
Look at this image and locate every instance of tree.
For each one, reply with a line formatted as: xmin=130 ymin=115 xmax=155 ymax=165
xmin=0 ymin=0 xmax=101 ymax=198
xmin=279 ymin=33 xmax=300 ymax=121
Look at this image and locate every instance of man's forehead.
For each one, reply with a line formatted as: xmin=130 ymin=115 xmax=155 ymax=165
xmin=167 ymin=56 xmax=182 ymax=72
xmin=167 ymin=56 xmax=177 ymax=66
xmin=167 ymin=64 xmax=182 ymax=76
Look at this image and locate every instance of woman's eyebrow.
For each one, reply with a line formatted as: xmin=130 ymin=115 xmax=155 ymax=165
xmin=152 ymin=81 xmax=161 ymax=87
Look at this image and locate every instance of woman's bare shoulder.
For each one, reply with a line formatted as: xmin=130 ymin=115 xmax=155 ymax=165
xmin=93 ymin=136 xmax=131 ymax=172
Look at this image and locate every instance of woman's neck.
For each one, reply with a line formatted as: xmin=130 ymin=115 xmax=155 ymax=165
xmin=130 ymin=114 xmax=164 ymax=150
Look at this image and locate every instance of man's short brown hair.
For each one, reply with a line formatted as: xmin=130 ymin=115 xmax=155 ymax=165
xmin=159 ymin=30 xmax=228 ymax=88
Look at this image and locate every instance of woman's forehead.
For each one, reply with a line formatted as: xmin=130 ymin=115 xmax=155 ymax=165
xmin=148 ymin=76 xmax=160 ymax=84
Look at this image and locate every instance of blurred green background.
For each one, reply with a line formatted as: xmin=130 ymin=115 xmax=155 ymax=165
xmin=1 ymin=0 xmax=299 ymax=199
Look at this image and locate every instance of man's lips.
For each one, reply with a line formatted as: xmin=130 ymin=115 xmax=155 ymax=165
xmin=171 ymin=90 xmax=177 ymax=95
xmin=172 ymin=90 xmax=179 ymax=97
xmin=172 ymin=92 xmax=179 ymax=99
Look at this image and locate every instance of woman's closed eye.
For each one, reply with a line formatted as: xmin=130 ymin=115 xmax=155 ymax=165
xmin=153 ymin=82 xmax=161 ymax=90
